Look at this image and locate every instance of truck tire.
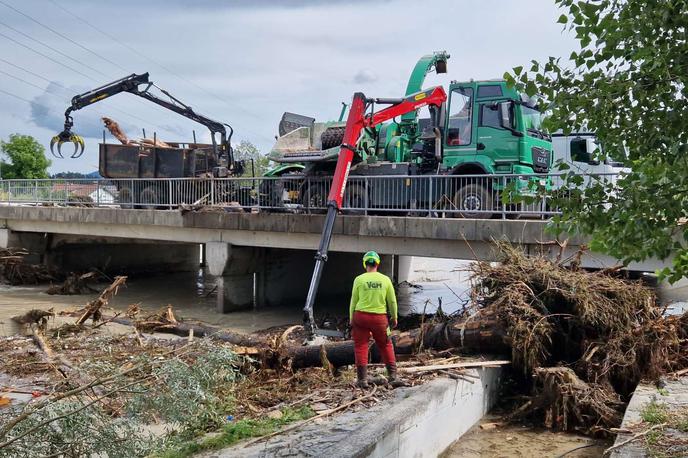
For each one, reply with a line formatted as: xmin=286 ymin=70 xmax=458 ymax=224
xmin=320 ymin=127 xmax=345 ymax=150
xmin=117 ymin=186 xmax=134 ymax=209
xmin=344 ymin=184 xmax=366 ymax=215
xmin=300 ymin=181 xmax=328 ymax=214
xmin=452 ymin=183 xmax=495 ymax=218
xmin=139 ymin=186 xmax=160 ymax=209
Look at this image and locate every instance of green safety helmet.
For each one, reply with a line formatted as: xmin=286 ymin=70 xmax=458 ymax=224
xmin=362 ymin=251 xmax=381 ymax=269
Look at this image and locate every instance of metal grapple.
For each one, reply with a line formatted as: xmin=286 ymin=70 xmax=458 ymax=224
xmin=50 ymin=115 xmax=85 ymax=158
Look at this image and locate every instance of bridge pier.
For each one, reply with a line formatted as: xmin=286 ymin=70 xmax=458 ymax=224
xmin=205 ymin=242 xmax=261 ymax=313
xmin=205 ymin=243 xmax=396 ymax=313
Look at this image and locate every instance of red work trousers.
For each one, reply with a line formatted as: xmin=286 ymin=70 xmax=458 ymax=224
xmin=351 ymin=311 xmax=396 ymax=367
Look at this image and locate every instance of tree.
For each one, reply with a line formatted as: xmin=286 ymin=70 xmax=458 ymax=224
xmin=0 ymin=134 xmax=51 ymax=179
xmin=232 ymin=140 xmax=271 ymax=177
xmin=52 ymin=172 xmax=87 ymax=179
xmin=505 ymin=0 xmax=688 ymax=282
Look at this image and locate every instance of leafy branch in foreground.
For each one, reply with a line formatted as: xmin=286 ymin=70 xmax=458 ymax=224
xmin=0 ymin=340 xmax=244 ymax=458
xmin=505 ymin=0 xmax=688 ymax=281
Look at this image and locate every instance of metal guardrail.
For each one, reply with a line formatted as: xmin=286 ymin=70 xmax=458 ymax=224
xmin=0 ymin=173 xmax=622 ymax=219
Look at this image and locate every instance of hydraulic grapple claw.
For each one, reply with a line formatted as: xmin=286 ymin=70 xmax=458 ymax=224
xmin=50 ymin=131 xmax=85 ymax=159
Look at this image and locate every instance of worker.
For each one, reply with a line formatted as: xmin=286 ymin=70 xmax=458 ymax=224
xmin=349 ymin=251 xmax=398 ymax=388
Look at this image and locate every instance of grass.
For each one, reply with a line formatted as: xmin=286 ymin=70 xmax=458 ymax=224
xmin=155 ymin=405 xmax=315 ymax=458
xmin=637 ymin=400 xmax=688 ymax=458
xmin=640 ymin=399 xmax=670 ymax=424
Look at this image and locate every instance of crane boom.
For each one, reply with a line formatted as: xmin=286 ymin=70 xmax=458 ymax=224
xmin=51 ymin=73 xmax=233 ymax=163
xmin=303 ymin=85 xmax=448 ymax=339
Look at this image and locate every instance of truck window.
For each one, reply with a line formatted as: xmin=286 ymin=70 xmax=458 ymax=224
xmin=477 ymin=85 xmax=503 ymax=98
xmin=479 ymin=104 xmax=501 ymax=129
xmin=447 ymin=87 xmax=473 ymax=146
xmin=570 ymin=137 xmax=590 ymax=163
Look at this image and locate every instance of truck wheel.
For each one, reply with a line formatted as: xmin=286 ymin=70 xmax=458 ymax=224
xmin=300 ymin=182 xmax=327 ymax=214
xmin=139 ymin=186 xmax=160 ymax=209
xmin=321 ymin=127 xmax=345 ymax=150
xmin=344 ymin=184 xmax=366 ymax=215
xmin=117 ymin=186 xmax=134 ymax=209
xmin=452 ymin=183 xmax=494 ymax=218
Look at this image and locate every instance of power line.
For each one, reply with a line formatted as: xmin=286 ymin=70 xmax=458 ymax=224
xmin=0 ymin=64 xmax=167 ymax=131
xmin=0 ymin=87 xmax=32 ymax=103
xmin=46 ymin=0 xmax=275 ymax=143
xmin=0 ymin=67 xmax=69 ymax=96
xmin=0 ymin=0 xmax=129 ymax=74
xmin=47 ymin=0 xmax=262 ymax=121
xmin=0 ymin=30 xmax=96 ymax=81
xmin=0 ymin=20 xmax=111 ymax=80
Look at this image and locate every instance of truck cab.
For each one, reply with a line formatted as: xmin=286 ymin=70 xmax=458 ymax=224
xmin=551 ymin=132 xmax=627 ymax=173
xmin=441 ymin=80 xmax=552 ymax=176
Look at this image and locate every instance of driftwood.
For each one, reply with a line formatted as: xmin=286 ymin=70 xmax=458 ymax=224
xmin=75 ymin=276 xmax=127 ymax=325
xmin=398 ymin=360 xmax=511 ymax=374
xmin=11 ymin=309 xmax=55 ymax=329
xmin=46 ymin=272 xmax=99 ymax=295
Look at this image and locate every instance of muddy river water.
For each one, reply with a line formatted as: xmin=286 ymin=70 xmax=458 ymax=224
xmin=0 ymin=258 xmax=472 ymax=336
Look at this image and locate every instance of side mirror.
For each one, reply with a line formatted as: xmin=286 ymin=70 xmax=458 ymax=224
xmin=499 ymin=102 xmax=513 ymax=129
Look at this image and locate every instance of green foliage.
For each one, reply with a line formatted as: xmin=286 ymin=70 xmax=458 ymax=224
xmin=0 ymin=134 xmax=51 ymax=179
xmin=0 ymin=341 xmax=244 ymax=458
xmin=156 ymin=405 xmax=314 ymax=458
xmin=641 ymin=399 xmax=670 ymax=425
xmin=233 ymin=140 xmax=271 ymax=177
xmin=52 ymin=171 xmax=87 ymax=179
xmin=505 ymin=0 xmax=688 ymax=281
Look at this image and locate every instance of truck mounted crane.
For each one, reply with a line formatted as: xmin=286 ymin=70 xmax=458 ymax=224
xmin=303 ymin=85 xmax=447 ymax=340
xmin=50 ymin=72 xmax=236 ymax=173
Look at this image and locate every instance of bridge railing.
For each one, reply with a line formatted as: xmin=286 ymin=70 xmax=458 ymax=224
xmin=0 ymin=173 xmax=623 ymax=218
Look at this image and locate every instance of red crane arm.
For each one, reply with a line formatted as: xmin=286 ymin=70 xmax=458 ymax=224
xmin=303 ymin=86 xmax=447 ymax=340
xmin=327 ymin=85 xmax=447 ymax=208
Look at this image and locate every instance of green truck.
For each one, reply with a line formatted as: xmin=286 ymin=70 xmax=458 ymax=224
xmin=266 ymin=52 xmax=553 ymax=217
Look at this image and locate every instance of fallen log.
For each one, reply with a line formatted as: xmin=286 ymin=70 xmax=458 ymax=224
xmin=100 ymin=308 xmax=509 ymax=369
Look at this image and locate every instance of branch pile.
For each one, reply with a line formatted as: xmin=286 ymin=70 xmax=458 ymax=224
xmin=0 ymin=248 xmax=54 ymax=285
xmin=470 ymin=242 xmax=688 ymax=435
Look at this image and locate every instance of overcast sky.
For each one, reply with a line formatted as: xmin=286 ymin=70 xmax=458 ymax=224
xmin=0 ymin=0 xmax=577 ymax=174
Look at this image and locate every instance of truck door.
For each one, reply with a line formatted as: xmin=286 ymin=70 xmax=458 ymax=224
xmin=475 ymin=98 xmax=519 ymax=169
xmin=444 ymin=86 xmax=476 ymax=164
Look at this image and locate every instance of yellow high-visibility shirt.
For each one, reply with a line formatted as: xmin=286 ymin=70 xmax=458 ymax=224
xmin=349 ymin=271 xmax=397 ymax=321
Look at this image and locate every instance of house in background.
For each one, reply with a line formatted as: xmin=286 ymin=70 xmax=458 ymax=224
xmin=50 ymin=183 xmax=116 ymax=204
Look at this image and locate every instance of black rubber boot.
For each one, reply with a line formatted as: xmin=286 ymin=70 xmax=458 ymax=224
xmin=356 ymin=366 xmax=369 ymax=389
xmin=387 ymin=363 xmax=406 ymax=388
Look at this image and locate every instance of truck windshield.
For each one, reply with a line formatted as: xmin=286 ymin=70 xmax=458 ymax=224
xmin=521 ymin=106 xmax=548 ymax=139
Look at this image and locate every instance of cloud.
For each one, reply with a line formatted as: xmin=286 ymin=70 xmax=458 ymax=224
xmin=28 ymin=82 xmax=137 ymax=140
xmin=352 ymin=69 xmax=378 ymax=84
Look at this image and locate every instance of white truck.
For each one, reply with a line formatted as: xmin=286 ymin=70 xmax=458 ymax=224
xmin=551 ymin=132 xmax=629 ymax=188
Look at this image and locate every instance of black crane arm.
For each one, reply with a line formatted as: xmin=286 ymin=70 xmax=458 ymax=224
xmin=52 ymin=72 xmax=234 ymax=161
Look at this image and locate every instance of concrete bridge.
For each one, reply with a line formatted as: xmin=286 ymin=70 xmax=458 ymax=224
xmin=0 ymin=206 xmax=669 ymax=311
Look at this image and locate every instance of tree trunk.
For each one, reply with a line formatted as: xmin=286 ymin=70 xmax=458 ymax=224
xmin=108 ymin=308 xmax=508 ymax=369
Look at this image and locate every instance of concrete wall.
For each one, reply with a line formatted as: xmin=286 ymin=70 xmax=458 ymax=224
xmin=208 ymin=367 xmax=502 ymax=458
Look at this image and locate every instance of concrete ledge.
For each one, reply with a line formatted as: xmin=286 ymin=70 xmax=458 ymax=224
xmin=611 ymin=377 xmax=688 ymax=458
xmin=204 ymin=367 xmax=501 ymax=458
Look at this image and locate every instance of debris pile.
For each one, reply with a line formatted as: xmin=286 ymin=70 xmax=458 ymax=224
xmin=45 ymin=271 xmax=100 ymax=295
xmin=0 ymin=248 xmax=54 ymax=285
xmin=470 ymin=243 xmax=688 ymax=435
